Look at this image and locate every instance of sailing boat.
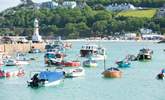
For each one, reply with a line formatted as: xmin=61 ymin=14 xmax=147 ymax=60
xmin=102 ymin=56 xmax=122 ymax=78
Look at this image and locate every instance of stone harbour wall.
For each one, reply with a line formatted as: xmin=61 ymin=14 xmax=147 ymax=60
xmin=0 ymin=43 xmax=46 ymax=54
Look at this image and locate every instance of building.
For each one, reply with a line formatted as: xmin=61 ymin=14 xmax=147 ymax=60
xmin=140 ymin=28 xmax=152 ymax=34
xmin=62 ymin=1 xmax=77 ymax=9
xmin=157 ymin=5 xmax=165 ymax=18
xmin=142 ymin=34 xmax=164 ymax=40
xmin=106 ymin=3 xmax=136 ymax=11
xmin=40 ymin=1 xmax=58 ymax=9
xmin=32 ymin=0 xmax=58 ymax=9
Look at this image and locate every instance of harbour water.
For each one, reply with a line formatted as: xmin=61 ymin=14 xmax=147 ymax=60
xmin=0 ymin=41 xmax=165 ymax=100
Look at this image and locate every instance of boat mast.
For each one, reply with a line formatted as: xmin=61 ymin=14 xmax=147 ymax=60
xmin=104 ymin=55 xmax=106 ymax=70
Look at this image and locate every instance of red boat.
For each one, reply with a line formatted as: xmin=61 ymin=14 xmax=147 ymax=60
xmin=0 ymin=68 xmax=25 ymax=78
xmin=62 ymin=61 xmax=80 ymax=67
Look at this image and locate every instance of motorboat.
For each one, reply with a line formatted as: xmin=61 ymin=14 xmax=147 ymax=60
xmin=5 ymin=59 xmax=16 ymax=66
xmin=102 ymin=67 xmax=122 ymax=78
xmin=80 ymin=44 xmax=106 ymax=60
xmin=83 ymin=60 xmax=97 ymax=67
xmin=116 ymin=60 xmax=131 ymax=68
xmin=44 ymin=52 xmax=64 ymax=66
xmin=65 ymin=67 xmax=85 ymax=78
xmin=27 ymin=70 xmax=65 ymax=87
xmin=136 ymin=48 xmax=153 ymax=61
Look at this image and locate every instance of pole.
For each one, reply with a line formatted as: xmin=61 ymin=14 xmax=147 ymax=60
xmin=104 ymin=55 xmax=106 ymax=70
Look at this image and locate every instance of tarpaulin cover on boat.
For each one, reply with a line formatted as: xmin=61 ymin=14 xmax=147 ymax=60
xmin=39 ymin=71 xmax=64 ymax=82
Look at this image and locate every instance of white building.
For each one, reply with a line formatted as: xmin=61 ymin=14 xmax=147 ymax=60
xmin=62 ymin=1 xmax=77 ymax=9
xmin=106 ymin=3 xmax=136 ymax=11
xmin=40 ymin=1 xmax=58 ymax=9
xmin=140 ymin=28 xmax=153 ymax=34
xmin=142 ymin=34 xmax=164 ymax=40
xmin=32 ymin=0 xmax=58 ymax=9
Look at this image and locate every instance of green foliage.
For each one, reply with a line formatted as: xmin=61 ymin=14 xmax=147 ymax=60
xmin=0 ymin=3 xmax=165 ymax=38
xmin=117 ymin=9 xmax=157 ymax=18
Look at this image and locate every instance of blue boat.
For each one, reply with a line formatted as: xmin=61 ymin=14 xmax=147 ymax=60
xmin=27 ymin=71 xmax=65 ymax=87
xmin=116 ymin=60 xmax=131 ymax=68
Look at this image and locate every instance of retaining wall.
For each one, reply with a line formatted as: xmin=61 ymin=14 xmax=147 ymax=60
xmin=0 ymin=43 xmax=45 ymax=54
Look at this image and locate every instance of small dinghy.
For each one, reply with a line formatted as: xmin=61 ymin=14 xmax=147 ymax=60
xmin=83 ymin=60 xmax=97 ymax=67
xmin=65 ymin=67 xmax=85 ymax=78
xmin=102 ymin=67 xmax=122 ymax=78
xmin=116 ymin=60 xmax=131 ymax=68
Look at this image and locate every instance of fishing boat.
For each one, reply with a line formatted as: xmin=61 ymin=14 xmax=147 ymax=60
xmin=27 ymin=70 xmax=65 ymax=87
xmin=136 ymin=48 xmax=153 ymax=61
xmin=80 ymin=44 xmax=106 ymax=60
xmin=83 ymin=60 xmax=97 ymax=67
xmin=65 ymin=67 xmax=85 ymax=78
xmin=102 ymin=67 xmax=122 ymax=78
xmin=44 ymin=52 xmax=64 ymax=66
xmin=116 ymin=60 xmax=131 ymax=68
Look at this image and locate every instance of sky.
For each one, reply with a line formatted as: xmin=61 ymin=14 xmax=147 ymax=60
xmin=0 ymin=0 xmax=50 ymax=12
xmin=0 ymin=0 xmax=21 ymax=12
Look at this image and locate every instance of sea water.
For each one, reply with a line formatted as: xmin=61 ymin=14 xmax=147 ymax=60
xmin=0 ymin=41 xmax=165 ymax=100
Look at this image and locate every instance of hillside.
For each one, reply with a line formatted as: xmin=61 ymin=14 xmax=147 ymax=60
xmin=117 ymin=9 xmax=157 ymax=18
xmin=0 ymin=3 xmax=164 ymax=39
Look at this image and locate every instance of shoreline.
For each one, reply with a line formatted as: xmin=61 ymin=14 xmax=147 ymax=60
xmin=63 ymin=39 xmax=160 ymax=43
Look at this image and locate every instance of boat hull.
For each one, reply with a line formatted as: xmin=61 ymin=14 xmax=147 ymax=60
xmin=102 ymin=71 xmax=121 ymax=78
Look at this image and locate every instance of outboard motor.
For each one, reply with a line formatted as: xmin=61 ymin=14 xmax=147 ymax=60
xmin=157 ymin=73 xmax=164 ymax=80
xmin=29 ymin=74 xmax=40 ymax=87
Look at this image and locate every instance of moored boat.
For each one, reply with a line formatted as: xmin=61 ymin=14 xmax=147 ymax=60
xmin=5 ymin=59 xmax=16 ymax=66
xmin=62 ymin=60 xmax=81 ymax=67
xmin=0 ymin=68 xmax=25 ymax=78
xmin=102 ymin=67 xmax=122 ymax=78
xmin=116 ymin=60 xmax=131 ymax=68
xmin=27 ymin=70 xmax=65 ymax=87
xmin=65 ymin=67 xmax=85 ymax=78
xmin=83 ymin=60 xmax=97 ymax=67
xmin=136 ymin=48 xmax=153 ymax=61
xmin=80 ymin=44 xmax=106 ymax=60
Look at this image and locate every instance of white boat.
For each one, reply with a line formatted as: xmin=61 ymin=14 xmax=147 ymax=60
xmin=88 ymin=54 xmax=107 ymax=61
xmin=136 ymin=48 xmax=153 ymax=60
xmin=65 ymin=67 xmax=85 ymax=78
xmin=80 ymin=44 xmax=106 ymax=60
xmin=15 ymin=60 xmax=29 ymax=65
xmin=83 ymin=60 xmax=97 ymax=67
xmin=27 ymin=71 xmax=65 ymax=87
xmin=5 ymin=59 xmax=16 ymax=66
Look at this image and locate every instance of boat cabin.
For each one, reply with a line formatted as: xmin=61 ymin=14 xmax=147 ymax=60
xmin=80 ymin=44 xmax=99 ymax=57
xmin=137 ymin=48 xmax=153 ymax=60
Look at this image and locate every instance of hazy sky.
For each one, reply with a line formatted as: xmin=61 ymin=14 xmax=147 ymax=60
xmin=0 ymin=0 xmax=21 ymax=12
xmin=0 ymin=0 xmax=50 ymax=12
